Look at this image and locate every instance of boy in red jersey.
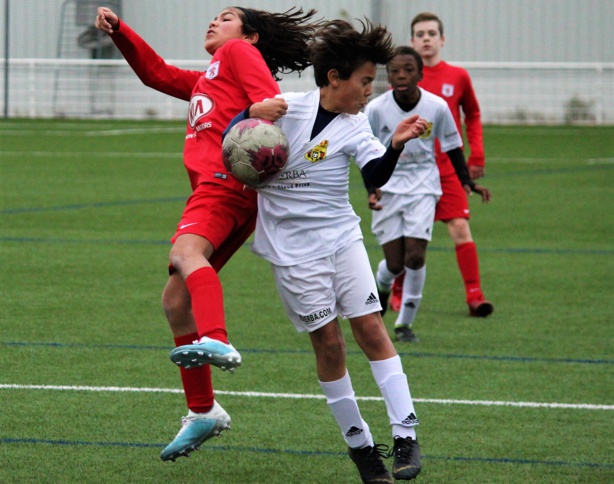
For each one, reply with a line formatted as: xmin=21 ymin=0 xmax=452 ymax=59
xmin=388 ymin=12 xmax=493 ymax=322
xmin=95 ymin=5 xmax=319 ymax=460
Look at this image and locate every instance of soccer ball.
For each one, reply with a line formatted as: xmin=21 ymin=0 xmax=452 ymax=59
xmin=222 ymin=118 xmax=290 ymax=187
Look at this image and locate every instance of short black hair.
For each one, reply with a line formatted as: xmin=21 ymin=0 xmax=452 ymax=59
xmin=387 ymin=46 xmax=423 ymax=74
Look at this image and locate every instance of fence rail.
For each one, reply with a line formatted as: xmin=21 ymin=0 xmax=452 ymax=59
xmin=3 ymin=59 xmax=614 ymax=124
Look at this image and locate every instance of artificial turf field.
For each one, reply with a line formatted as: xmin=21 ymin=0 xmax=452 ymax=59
xmin=1 ymin=119 xmax=612 ymax=483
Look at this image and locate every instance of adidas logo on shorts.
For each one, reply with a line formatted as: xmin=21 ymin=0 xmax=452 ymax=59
xmin=365 ymin=293 xmax=379 ymax=305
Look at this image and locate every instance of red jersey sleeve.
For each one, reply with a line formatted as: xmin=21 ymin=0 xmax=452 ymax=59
xmin=458 ymin=70 xmax=485 ymax=167
xmin=110 ymin=20 xmax=202 ymax=101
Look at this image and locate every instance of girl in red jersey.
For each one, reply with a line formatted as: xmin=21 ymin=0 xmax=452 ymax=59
xmin=95 ymin=5 xmax=319 ymax=461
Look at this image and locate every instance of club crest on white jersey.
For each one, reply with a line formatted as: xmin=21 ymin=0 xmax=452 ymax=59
xmin=419 ymin=122 xmax=434 ymax=139
xmin=188 ymin=93 xmax=215 ymax=128
xmin=206 ymin=61 xmax=220 ymax=79
xmin=305 ymin=140 xmax=329 ymax=163
xmin=442 ymin=83 xmax=454 ymax=97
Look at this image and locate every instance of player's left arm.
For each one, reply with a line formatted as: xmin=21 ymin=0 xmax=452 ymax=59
xmin=460 ymin=73 xmax=486 ymax=179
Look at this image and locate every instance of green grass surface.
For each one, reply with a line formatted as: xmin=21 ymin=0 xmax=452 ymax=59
xmin=1 ymin=120 xmax=613 ymax=483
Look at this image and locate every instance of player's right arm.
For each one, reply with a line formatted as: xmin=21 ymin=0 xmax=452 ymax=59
xmin=95 ymin=7 xmax=200 ymax=101
xmin=222 ymin=97 xmax=288 ymax=140
xmin=361 ymin=115 xmax=428 ymax=187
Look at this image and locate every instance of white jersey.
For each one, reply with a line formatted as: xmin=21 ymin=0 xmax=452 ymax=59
xmin=364 ymin=87 xmax=462 ymax=196
xmin=251 ymin=89 xmax=387 ymax=266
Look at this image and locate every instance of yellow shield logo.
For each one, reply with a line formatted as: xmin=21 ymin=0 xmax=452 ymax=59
xmin=419 ymin=122 xmax=433 ymax=139
xmin=305 ymin=140 xmax=329 ymax=163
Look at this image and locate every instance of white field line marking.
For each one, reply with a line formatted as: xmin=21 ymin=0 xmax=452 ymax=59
xmin=1 ymin=384 xmax=612 ymax=410
xmin=486 ymin=157 xmax=614 ymax=164
xmin=0 ymin=151 xmax=181 ymax=159
xmin=0 ymin=122 xmax=157 ymax=129
xmin=84 ymin=128 xmax=184 ymax=136
xmin=0 ymin=128 xmax=184 ymax=136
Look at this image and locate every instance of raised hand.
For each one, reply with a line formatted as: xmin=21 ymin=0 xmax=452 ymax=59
xmin=95 ymin=7 xmax=119 ymax=35
xmin=391 ymin=114 xmax=429 ymax=150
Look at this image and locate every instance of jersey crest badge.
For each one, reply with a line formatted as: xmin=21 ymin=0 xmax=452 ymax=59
xmin=419 ymin=122 xmax=433 ymax=139
xmin=442 ymin=83 xmax=454 ymax=97
xmin=205 ymin=61 xmax=220 ymax=79
xmin=305 ymin=140 xmax=329 ymax=163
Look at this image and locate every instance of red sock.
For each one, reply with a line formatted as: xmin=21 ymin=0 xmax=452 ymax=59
xmin=455 ymin=241 xmax=484 ymax=303
xmin=185 ymin=266 xmax=228 ymax=343
xmin=174 ymin=333 xmax=214 ymax=413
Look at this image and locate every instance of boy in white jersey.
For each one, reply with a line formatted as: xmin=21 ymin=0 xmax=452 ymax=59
xmin=234 ymin=21 xmax=428 ymax=483
xmin=364 ymin=46 xmax=490 ymax=342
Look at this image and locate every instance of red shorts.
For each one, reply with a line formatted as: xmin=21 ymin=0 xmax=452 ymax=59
xmin=170 ymin=182 xmax=258 ymax=272
xmin=435 ymin=172 xmax=470 ymax=222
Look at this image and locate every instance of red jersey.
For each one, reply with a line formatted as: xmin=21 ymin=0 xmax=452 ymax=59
xmin=111 ymin=22 xmax=280 ymax=191
xmin=419 ymin=61 xmax=484 ymax=176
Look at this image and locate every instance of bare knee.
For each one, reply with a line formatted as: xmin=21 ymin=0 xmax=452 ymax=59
xmin=404 ymin=240 xmax=428 ymax=270
xmin=404 ymin=252 xmax=426 ymax=270
xmin=351 ymin=314 xmax=396 ymax=360
xmin=316 ymin=337 xmax=346 ymax=366
xmin=386 ymin=260 xmax=405 ymax=275
xmin=310 ymin=322 xmax=347 ymax=379
xmin=169 ymin=234 xmax=214 ymax=276
xmin=354 ymin=320 xmax=389 ymax=348
xmin=168 ymin=244 xmax=193 ymax=275
xmin=447 ymin=218 xmax=473 ymax=244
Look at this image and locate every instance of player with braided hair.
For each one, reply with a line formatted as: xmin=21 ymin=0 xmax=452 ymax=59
xmin=95 ymin=5 xmax=320 ymax=462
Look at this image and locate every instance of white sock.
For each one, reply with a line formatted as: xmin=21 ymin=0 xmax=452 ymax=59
xmin=395 ymin=265 xmax=426 ymax=327
xmin=370 ymin=356 xmax=418 ymax=440
xmin=376 ymin=259 xmax=402 ymax=292
xmin=320 ymin=372 xmax=373 ymax=449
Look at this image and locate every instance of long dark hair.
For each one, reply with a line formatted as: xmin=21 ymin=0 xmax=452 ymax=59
xmin=308 ymin=19 xmax=395 ymax=87
xmin=234 ymin=7 xmax=322 ymax=80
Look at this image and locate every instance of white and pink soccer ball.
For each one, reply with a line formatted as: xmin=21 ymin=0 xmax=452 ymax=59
xmin=222 ymin=118 xmax=289 ymax=187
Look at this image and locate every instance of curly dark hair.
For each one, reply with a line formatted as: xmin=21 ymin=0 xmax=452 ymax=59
xmin=234 ymin=7 xmax=322 ymax=80
xmin=308 ymin=19 xmax=395 ymax=87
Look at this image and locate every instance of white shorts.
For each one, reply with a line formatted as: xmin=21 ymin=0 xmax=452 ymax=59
xmin=371 ymin=192 xmax=439 ymax=245
xmin=270 ymin=240 xmax=383 ymax=333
